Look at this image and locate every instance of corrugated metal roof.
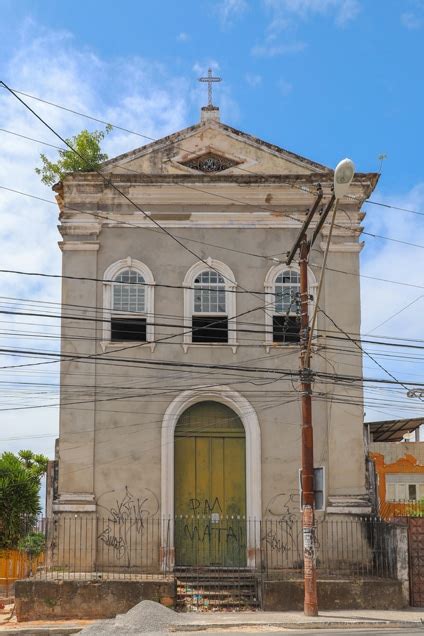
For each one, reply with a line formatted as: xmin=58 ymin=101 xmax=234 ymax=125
xmin=366 ymin=417 xmax=424 ymax=442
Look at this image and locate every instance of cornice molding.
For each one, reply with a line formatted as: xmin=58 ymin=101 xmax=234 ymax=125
xmin=59 ymin=241 xmax=100 ymax=251
xmin=318 ymin=242 xmax=364 ymax=253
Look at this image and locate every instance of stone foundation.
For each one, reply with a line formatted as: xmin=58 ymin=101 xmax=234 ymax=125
xmin=15 ymin=578 xmax=176 ymax=621
xmin=261 ymin=578 xmax=408 ymax=611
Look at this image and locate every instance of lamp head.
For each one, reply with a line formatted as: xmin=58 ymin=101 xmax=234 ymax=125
xmin=334 ymin=158 xmax=355 ymax=199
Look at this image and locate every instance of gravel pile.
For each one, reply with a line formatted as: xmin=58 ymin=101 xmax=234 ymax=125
xmin=79 ymin=600 xmax=188 ymax=634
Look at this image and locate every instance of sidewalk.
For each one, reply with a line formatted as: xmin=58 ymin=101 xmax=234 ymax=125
xmin=0 ymin=606 xmax=423 ymax=634
xmin=174 ymin=608 xmax=424 ymax=630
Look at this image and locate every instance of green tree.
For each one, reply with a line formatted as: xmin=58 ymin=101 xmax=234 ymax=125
xmin=18 ymin=531 xmax=46 ymax=576
xmin=35 ymin=126 xmax=112 ymax=186
xmin=0 ymin=450 xmax=48 ymax=549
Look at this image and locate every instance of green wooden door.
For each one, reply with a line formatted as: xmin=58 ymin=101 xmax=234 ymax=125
xmin=174 ymin=402 xmax=246 ymax=567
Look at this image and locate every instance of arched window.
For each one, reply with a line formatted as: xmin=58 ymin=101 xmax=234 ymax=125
xmin=273 ymin=269 xmax=301 ymax=343
xmin=275 ymin=270 xmax=300 ymax=313
xmin=194 ymin=270 xmax=226 ymax=313
xmin=113 ymin=270 xmax=146 ymax=313
xmin=103 ymin=258 xmax=155 ymax=343
xmin=183 ymin=260 xmax=237 ymax=346
xmin=264 ymin=264 xmax=316 ymax=346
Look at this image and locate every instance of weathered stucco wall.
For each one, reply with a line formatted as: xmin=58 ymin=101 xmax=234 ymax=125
xmin=54 ymin=113 xmax=378 ymax=549
xmin=56 ymin=225 xmax=368 ymax=523
xmin=370 ymin=442 xmax=424 ymax=465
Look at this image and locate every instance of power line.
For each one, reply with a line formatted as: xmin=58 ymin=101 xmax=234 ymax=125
xmin=1 ymin=342 xmax=423 ymax=388
xmin=319 ymin=307 xmax=421 ymax=398
xmin=368 ymin=294 xmax=424 ymax=334
xmin=0 ymin=81 xmax=277 ymax=328
xmin=3 ymin=140 xmax=421 ymax=254
xmin=0 ymin=186 xmax=276 ymax=265
xmin=2 ymin=86 xmax=421 ymax=218
xmin=2 ymin=292 xmax=424 ymax=349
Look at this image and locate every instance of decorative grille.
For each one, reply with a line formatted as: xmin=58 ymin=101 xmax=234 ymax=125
xmin=181 ymin=153 xmax=239 ymax=173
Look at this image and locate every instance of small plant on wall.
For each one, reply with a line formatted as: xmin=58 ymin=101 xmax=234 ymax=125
xmin=35 ymin=126 xmax=112 ymax=186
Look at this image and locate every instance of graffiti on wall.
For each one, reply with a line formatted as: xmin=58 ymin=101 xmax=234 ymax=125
xmin=263 ymin=492 xmax=301 ymax=554
xmin=189 ymin=497 xmax=222 ymax=515
xmin=97 ymin=486 xmax=159 ymax=565
xmin=181 ymin=496 xmax=245 ymax=548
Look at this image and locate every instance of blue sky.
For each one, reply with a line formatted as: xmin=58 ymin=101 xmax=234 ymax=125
xmin=0 ymin=0 xmax=424 ymax=457
xmin=2 ymin=0 xmax=423 ymax=187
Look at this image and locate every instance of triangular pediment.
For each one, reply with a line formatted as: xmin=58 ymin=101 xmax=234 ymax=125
xmin=100 ymin=116 xmax=331 ymax=177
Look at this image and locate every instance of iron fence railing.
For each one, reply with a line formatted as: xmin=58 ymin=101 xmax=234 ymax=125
xmin=9 ymin=515 xmax=399 ymax=581
xmin=379 ymin=499 xmax=424 ymax=519
xmin=262 ymin=517 xmax=397 ymax=579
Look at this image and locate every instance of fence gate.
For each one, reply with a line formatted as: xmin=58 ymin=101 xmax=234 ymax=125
xmin=408 ymin=518 xmax=424 ymax=606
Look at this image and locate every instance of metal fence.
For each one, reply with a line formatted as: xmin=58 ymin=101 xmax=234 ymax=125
xmin=262 ymin=517 xmax=397 ymax=579
xmin=379 ymin=499 xmax=424 ymax=520
xmin=12 ymin=515 xmax=399 ymax=581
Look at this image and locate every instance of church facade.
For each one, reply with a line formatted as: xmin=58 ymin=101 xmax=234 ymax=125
xmin=52 ymin=104 xmax=378 ymax=569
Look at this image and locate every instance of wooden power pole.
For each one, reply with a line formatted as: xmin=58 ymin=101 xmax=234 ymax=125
xmin=286 ymin=186 xmax=334 ymax=617
xmin=286 ymin=158 xmax=355 ymax=616
xmin=299 ymin=236 xmax=317 ymax=616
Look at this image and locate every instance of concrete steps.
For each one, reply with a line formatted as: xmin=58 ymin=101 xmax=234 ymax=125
xmin=175 ymin=568 xmax=259 ymax=611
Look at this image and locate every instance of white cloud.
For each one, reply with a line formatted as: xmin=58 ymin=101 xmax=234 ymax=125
xmin=177 ymin=32 xmax=190 ymax=42
xmin=277 ymin=78 xmax=293 ymax=95
xmin=361 ymin=183 xmax=424 ymax=337
xmin=0 ymin=24 xmax=192 ymax=457
xmin=252 ymin=0 xmax=358 ymax=58
xmin=215 ymin=0 xmax=248 ymax=26
xmin=245 ymin=73 xmax=262 ymax=87
xmin=401 ymin=11 xmax=423 ymax=29
xmin=263 ymin=0 xmax=361 ymax=26
xmin=360 ymin=183 xmax=424 ymax=420
xmin=192 ymin=60 xmax=220 ymax=75
xmin=251 ymin=40 xmax=306 ymax=57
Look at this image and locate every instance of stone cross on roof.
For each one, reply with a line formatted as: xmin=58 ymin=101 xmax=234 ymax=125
xmin=198 ymin=68 xmax=222 ymax=108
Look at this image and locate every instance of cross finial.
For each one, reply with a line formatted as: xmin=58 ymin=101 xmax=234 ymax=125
xmin=198 ymin=67 xmax=222 ymax=108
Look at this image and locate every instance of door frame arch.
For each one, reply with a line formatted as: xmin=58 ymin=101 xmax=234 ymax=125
xmin=161 ymin=386 xmax=262 ymax=568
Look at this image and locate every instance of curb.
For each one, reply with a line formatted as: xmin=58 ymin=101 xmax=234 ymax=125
xmin=1 ymin=619 xmax=423 ymax=634
xmin=173 ymin=619 xmax=424 ymax=631
xmin=0 ymin=628 xmax=82 ymax=635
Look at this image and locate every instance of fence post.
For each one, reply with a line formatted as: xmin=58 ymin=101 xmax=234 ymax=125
xmin=394 ymin=523 xmax=410 ymax=605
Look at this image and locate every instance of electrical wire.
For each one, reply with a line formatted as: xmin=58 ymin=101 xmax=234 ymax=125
xmin=2 ymin=86 xmax=421 ymax=217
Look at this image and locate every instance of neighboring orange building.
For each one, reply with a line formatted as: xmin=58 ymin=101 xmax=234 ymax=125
xmin=367 ymin=417 xmax=424 ymax=519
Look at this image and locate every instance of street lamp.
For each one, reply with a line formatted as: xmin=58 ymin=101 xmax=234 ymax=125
xmin=334 ymin=158 xmax=355 ymax=199
xmin=305 ymin=157 xmax=355 ymax=362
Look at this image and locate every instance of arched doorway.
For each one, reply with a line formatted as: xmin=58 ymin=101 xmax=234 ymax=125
xmin=160 ymin=386 xmax=261 ymax=569
xmin=174 ymin=401 xmax=246 ymax=567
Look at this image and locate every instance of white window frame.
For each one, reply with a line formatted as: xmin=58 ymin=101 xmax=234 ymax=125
xmin=103 ymin=257 xmax=155 ymax=344
xmin=183 ymin=258 xmax=237 ymax=348
xmin=386 ymin=480 xmax=424 ymax=502
xmin=264 ymin=263 xmax=317 ymax=348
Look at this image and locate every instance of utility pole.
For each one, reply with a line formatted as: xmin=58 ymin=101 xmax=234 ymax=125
xmin=286 ymin=159 xmax=355 ymax=617
xmin=299 ymin=236 xmax=317 ymax=616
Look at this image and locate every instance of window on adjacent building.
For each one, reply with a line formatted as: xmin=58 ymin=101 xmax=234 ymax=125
xmin=192 ymin=270 xmax=228 ymax=343
xmin=386 ymin=475 xmax=424 ymax=502
xmin=273 ymin=270 xmax=300 ymax=343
